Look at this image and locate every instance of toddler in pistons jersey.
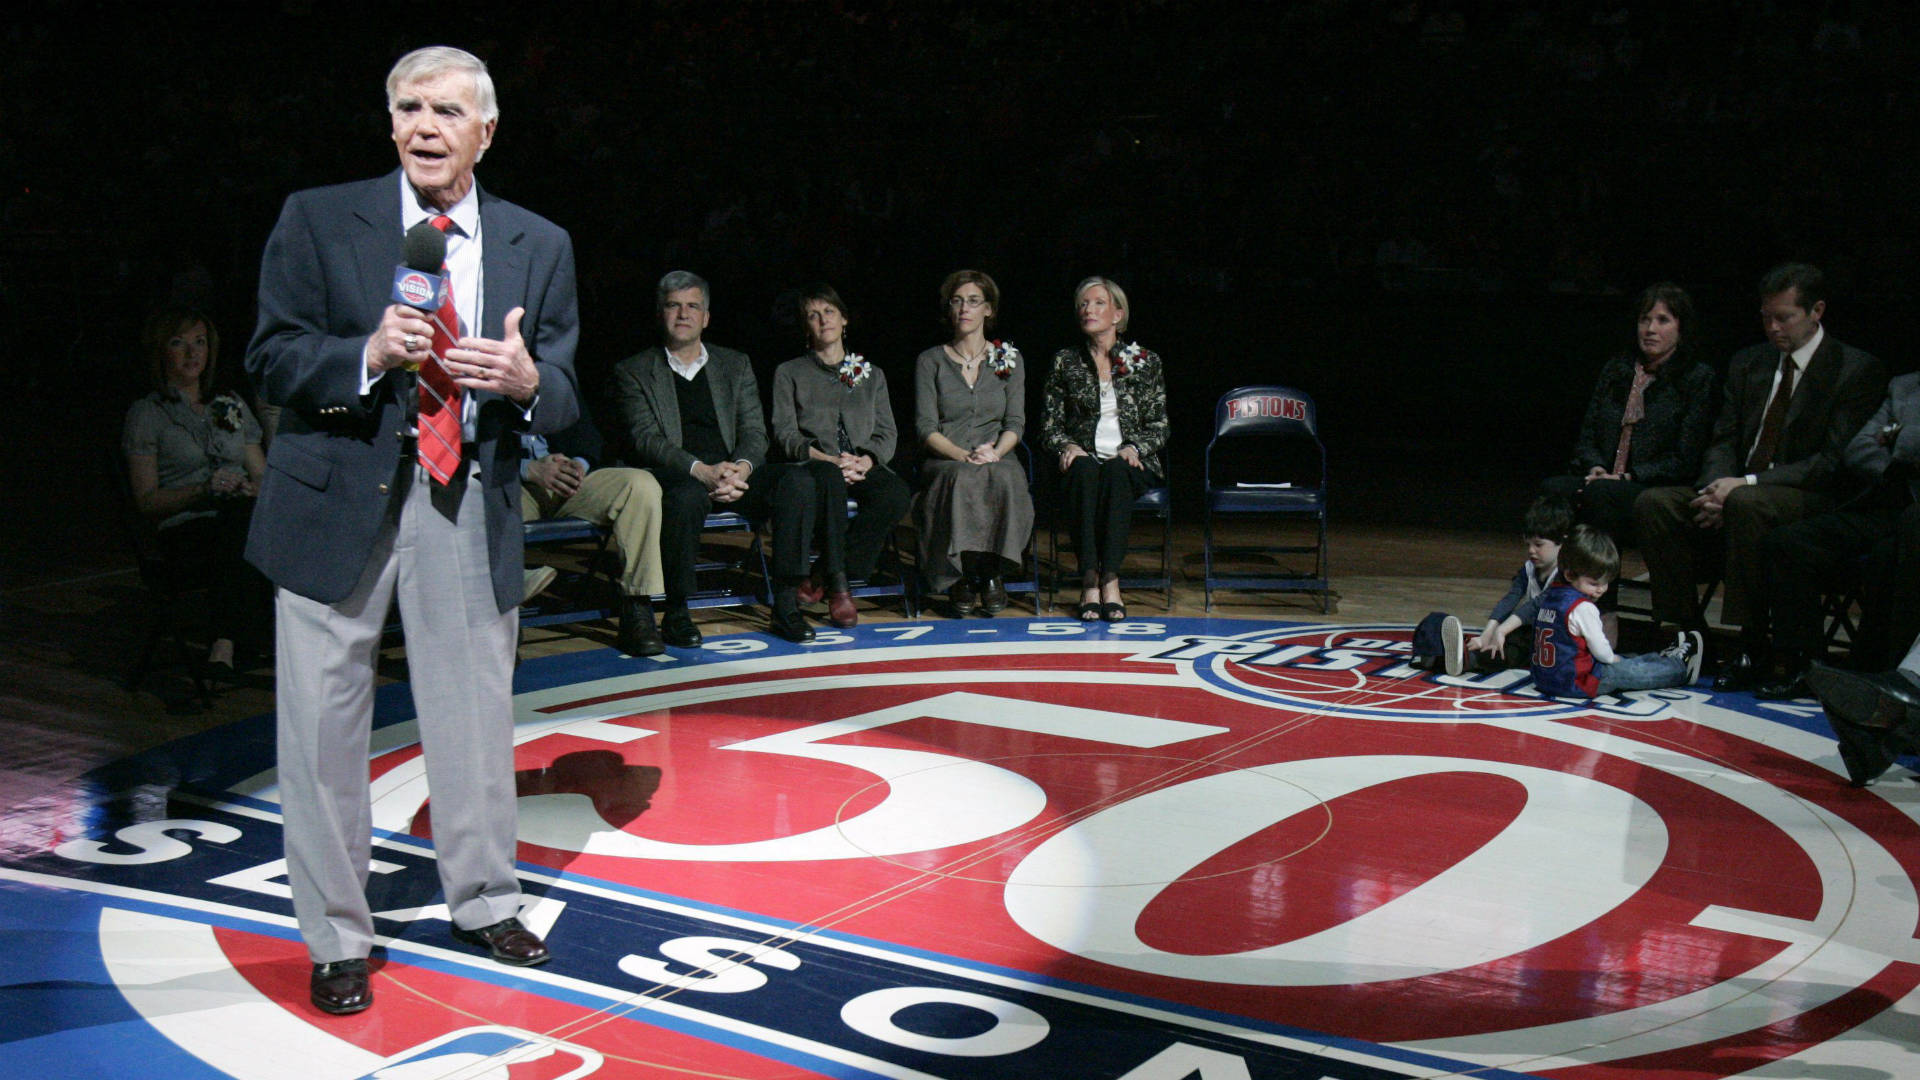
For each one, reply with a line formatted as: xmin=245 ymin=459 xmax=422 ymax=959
xmin=1532 ymin=525 xmax=1705 ymax=698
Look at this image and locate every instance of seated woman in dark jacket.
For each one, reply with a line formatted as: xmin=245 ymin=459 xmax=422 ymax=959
xmin=122 ymin=308 xmax=272 ymax=674
xmin=770 ymin=284 xmax=912 ymax=631
xmin=1537 ymin=282 xmax=1716 ymax=632
xmin=1041 ymin=276 xmax=1169 ymax=622
xmin=1543 ymin=282 xmax=1717 ymax=542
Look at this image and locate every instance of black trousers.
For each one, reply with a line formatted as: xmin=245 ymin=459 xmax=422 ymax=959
xmin=794 ymin=459 xmax=912 ymax=583
xmin=1541 ymin=474 xmax=1649 ymax=611
xmin=157 ymin=499 xmax=272 ymax=649
xmin=1540 ymin=474 xmax=1646 ymax=542
xmin=653 ymin=464 xmax=815 ymax=603
xmin=1765 ymin=499 xmax=1920 ymax=667
xmin=1062 ymin=456 xmax=1154 ymax=580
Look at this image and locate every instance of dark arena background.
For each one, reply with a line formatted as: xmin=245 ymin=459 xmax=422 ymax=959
xmin=8 ymin=3 xmax=1920 ymax=1079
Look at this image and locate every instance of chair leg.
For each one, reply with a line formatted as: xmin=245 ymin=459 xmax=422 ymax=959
xmin=1318 ymin=514 xmax=1332 ymax=614
xmin=1203 ymin=509 xmax=1213 ymax=613
xmin=125 ymin=614 xmax=164 ymax=693
xmin=1047 ymin=518 xmax=1060 ymax=613
xmin=1160 ymin=511 xmax=1173 ymax=612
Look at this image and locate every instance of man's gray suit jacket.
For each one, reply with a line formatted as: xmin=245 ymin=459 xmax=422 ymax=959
xmin=610 ymin=345 xmax=768 ymax=474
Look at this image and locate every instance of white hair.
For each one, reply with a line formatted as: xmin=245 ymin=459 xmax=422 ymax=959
xmin=386 ymin=46 xmax=499 ymax=123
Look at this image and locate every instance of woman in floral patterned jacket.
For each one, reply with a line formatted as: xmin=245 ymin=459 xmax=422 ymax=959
xmin=122 ymin=308 xmax=271 ymax=673
xmin=1042 ymin=277 xmax=1169 ymax=622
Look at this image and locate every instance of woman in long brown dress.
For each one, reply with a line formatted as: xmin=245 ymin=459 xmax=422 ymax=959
xmin=913 ymin=270 xmax=1034 ymax=616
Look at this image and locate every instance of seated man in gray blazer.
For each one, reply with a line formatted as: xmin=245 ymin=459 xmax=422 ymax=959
xmin=1633 ymin=263 xmax=1885 ymax=691
xmin=611 ymin=271 xmax=818 ymax=644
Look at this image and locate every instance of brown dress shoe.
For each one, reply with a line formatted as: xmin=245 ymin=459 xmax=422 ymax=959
xmin=451 ymin=917 xmax=551 ymax=967
xmin=310 ymin=958 xmax=371 ymax=1014
xmin=796 ymin=574 xmax=826 ymax=605
xmin=826 ymin=590 xmax=858 ymax=628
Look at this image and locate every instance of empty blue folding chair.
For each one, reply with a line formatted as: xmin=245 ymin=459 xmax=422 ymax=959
xmin=1203 ymin=386 xmax=1329 ymax=612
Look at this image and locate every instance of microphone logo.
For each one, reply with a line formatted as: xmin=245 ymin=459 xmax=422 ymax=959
xmin=395 ymin=270 xmax=438 ymax=308
xmin=391 ymin=268 xmax=448 ymax=310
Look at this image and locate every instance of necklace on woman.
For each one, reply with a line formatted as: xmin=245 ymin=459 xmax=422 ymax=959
xmin=948 ymin=343 xmax=983 ymax=367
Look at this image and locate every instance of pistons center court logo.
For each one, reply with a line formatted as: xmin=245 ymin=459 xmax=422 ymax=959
xmin=8 ymin=618 xmax=1920 ymax=1079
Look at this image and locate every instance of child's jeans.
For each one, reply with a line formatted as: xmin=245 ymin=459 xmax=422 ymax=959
xmin=1593 ymin=651 xmax=1689 ymax=695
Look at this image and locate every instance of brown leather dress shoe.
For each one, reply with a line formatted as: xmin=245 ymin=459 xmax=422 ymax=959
xmin=826 ymin=590 xmax=858 ymax=628
xmin=796 ymin=574 xmax=826 ymax=605
xmin=451 ymin=917 xmax=551 ymax=967
xmin=310 ymin=958 xmax=371 ymax=1014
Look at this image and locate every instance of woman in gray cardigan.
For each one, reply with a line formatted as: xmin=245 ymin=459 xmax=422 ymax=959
xmin=770 ymin=284 xmax=912 ymax=628
xmin=913 ymin=269 xmax=1034 ymax=616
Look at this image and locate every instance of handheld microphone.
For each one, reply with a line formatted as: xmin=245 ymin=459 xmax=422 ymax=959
xmin=389 ymin=220 xmax=448 ymax=392
xmin=391 ymin=219 xmax=449 ymax=311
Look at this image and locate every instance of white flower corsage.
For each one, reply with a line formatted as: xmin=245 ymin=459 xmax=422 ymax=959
xmin=208 ymin=393 xmax=245 ymax=432
xmin=987 ymin=340 xmax=1020 ymax=378
xmin=1110 ymin=341 xmax=1144 ymax=377
xmin=837 ymin=353 xmax=872 ymax=387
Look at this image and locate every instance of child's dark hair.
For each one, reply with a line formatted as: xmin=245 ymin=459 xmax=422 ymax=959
xmin=1523 ymin=494 xmax=1574 ymax=543
xmin=1558 ymin=525 xmax=1620 ymax=585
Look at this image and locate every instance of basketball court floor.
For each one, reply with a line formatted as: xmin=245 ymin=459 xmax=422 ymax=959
xmin=4 ymin=609 xmax=1918 ymax=1079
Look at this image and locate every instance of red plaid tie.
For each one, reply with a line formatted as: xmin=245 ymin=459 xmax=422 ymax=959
xmin=417 ymin=214 xmax=463 ymax=485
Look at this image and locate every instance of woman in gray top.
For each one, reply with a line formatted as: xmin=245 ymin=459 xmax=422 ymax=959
xmin=913 ymin=269 xmax=1034 ymax=615
xmin=770 ymin=284 xmax=912 ymax=629
xmin=121 ymin=308 xmax=271 ymax=673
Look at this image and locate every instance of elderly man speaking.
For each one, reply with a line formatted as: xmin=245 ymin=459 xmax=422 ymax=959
xmin=245 ymin=46 xmax=577 ymax=1015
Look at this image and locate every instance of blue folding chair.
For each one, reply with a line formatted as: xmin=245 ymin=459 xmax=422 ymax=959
xmin=676 ymin=510 xmax=772 ymax=611
xmin=1203 ymin=386 xmax=1329 ymax=612
xmin=519 ymin=516 xmax=615 ymax=629
xmin=1002 ymin=443 xmax=1044 ymax=611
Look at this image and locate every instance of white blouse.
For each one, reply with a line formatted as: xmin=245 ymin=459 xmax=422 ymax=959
xmin=1094 ymin=379 xmax=1123 ymax=458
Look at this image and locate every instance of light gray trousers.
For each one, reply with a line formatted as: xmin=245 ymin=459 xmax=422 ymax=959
xmin=275 ymin=462 xmax=522 ymax=963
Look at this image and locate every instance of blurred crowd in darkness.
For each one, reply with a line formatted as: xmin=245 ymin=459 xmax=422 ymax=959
xmin=7 ymin=0 xmax=1918 ymax=500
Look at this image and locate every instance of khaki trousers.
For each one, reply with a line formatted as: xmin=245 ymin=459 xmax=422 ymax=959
xmin=519 ymin=466 xmax=664 ymax=597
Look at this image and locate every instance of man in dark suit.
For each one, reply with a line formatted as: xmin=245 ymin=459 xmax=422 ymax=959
xmin=1632 ymin=263 xmax=1885 ymax=689
xmin=611 ymin=271 xmax=818 ymax=644
xmin=1757 ymin=373 xmax=1920 ymax=695
xmin=245 ymin=47 xmax=574 ymax=1015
